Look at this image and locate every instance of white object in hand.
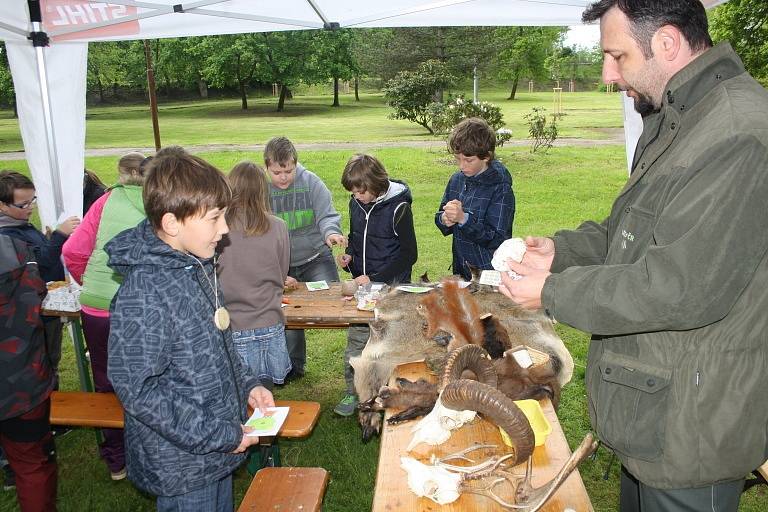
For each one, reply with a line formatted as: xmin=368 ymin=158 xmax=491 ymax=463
xmin=491 ymin=237 xmax=527 ymax=272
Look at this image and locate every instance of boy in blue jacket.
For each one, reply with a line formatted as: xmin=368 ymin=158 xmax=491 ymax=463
xmin=434 ymin=117 xmax=515 ymax=280
xmin=106 ymin=152 xmax=273 ymax=510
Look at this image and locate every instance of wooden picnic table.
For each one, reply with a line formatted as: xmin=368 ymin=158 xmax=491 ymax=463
xmin=282 ymin=282 xmax=374 ymax=329
xmin=372 ymin=361 xmax=593 ymax=512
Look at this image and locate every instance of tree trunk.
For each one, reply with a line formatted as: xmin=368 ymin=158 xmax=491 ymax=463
xmin=332 ymin=77 xmax=340 ymax=107
xmin=354 ymin=77 xmax=359 ymax=101
xmin=509 ymin=78 xmax=519 ymax=100
xmin=198 ymin=78 xmax=208 ymax=99
xmin=239 ymin=79 xmax=248 ymax=110
xmin=277 ymin=83 xmax=288 ymax=112
xmin=97 ymin=77 xmax=105 ymax=103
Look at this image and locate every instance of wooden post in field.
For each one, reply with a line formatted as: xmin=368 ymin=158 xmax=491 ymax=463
xmin=528 ymin=80 xmax=534 ymax=93
xmin=143 ymin=40 xmax=161 ymax=151
xmin=553 ymin=87 xmax=563 ymax=117
xmin=569 ymin=80 xmax=575 ymax=93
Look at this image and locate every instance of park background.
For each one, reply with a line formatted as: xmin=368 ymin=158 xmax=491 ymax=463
xmin=0 ymin=2 xmax=766 ymax=510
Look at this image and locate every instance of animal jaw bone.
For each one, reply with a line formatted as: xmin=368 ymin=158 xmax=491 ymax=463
xmin=400 ymin=457 xmax=462 ymax=505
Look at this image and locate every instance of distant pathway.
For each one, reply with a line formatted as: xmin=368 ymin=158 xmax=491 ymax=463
xmin=0 ymin=130 xmax=625 ymax=161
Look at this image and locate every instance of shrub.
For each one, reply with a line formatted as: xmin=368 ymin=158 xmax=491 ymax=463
xmin=382 ymin=60 xmax=454 ymax=134
xmin=523 ymin=107 xmax=558 ymax=153
xmin=432 ymin=95 xmax=512 ymax=146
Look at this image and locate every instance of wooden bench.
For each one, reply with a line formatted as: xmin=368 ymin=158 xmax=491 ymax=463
xmin=49 ymin=391 xmax=321 ymax=438
xmin=238 ymin=467 xmax=329 ymax=512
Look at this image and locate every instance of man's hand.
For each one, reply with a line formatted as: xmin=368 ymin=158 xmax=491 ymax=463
xmin=231 ymin=425 xmax=259 ymax=453
xmin=57 ymin=216 xmax=81 ymax=236
xmin=443 ymin=199 xmax=466 ymax=225
xmin=354 ymin=275 xmax=371 ymax=285
xmin=337 ymin=253 xmax=352 ymax=268
xmin=284 ymin=276 xmax=299 ymax=289
xmin=498 ymin=258 xmax=550 ymax=310
xmin=521 ymin=236 xmax=556 ymax=271
xmin=326 ymin=233 xmax=347 ymax=248
xmin=248 ymin=386 xmax=275 ymax=413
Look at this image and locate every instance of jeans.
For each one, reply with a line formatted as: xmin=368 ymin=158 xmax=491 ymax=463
xmin=81 ymin=311 xmax=125 ymax=472
xmin=232 ymin=324 xmax=292 ymax=385
xmin=344 ymin=325 xmax=370 ymax=395
xmin=0 ymin=400 xmax=57 ymax=512
xmin=286 ymin=248 xmax=339 ymax=374
xmin=156 ymin=475 xmax=233 ymax=512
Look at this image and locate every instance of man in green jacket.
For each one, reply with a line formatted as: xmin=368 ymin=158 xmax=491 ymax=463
xmin=500 ymin=1 xmax=768 ymax=511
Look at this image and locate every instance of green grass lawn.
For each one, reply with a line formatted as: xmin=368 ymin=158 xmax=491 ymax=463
xmin=0 ymin=90 xmax=624 ymax=153
xmin=1 ymin=138 xmax=766 ymax=510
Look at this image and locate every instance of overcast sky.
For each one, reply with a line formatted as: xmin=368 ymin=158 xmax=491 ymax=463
xmin=564 ymin=24 xmax=600 ymax=49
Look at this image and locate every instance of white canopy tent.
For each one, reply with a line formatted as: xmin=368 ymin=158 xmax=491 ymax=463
xmin=0 ymin=0 xmax=728 ymax=228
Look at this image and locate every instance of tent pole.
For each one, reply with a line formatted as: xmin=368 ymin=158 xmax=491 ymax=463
xmin=143 ymin=40 xmax=161 ymax=151
xmin=28 ymin=1 xmax=65 ymax=220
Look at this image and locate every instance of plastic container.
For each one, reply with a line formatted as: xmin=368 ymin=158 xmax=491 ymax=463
xmin=499 ymin=399 xmax=552 ymax=447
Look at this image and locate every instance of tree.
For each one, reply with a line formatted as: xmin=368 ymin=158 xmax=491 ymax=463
xmin=253 ymin=31 xmax=315 ymax=112
xmin=709 ymin=0 xmax=768 ymax=86
xmin=87 ymin=41 xmax=141 ymax=102
xmin=195 ymin=34 xmax=263 ymax=110
xmin=0 ymin=43 xmax=16 ymax=116
xmin=494 ymin=27 xmax=566 ymax=99
xmin=313 ymin=29 xmax=359 ymax=107
xmin=383 ymin=59 xmax=455 ymax=134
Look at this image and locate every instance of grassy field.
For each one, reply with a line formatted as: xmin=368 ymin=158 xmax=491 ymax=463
xmin=0 ymin=90 xmax=624 ymax=153
xmin=0 ymin=97 xmax=766 ymax=511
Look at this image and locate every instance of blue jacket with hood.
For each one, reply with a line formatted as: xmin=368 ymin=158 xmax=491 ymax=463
xmin=435 ymin=159 xmax=515 ymax=280
xmin=106 ymin=219 xmax=260 ymax=497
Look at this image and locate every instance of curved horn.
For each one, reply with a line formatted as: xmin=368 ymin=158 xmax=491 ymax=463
xmin=441 ymin=344 xmax=497 ymax=390
xmin=441 ymin=379 xmax=535 ymax=466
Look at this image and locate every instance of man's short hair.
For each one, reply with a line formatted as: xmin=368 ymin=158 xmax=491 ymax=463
xmin=0 ymin=170 xmax=34 ymax=204
xmin=582 ymin=0 xmax=712 ymax=58
xmin=264 ymin=137 xmax=298 ymax=167
xmin=143 ymin=153 xmax=231 ymax=230
xmin=448 ymin=117 xmax=496 ymax=160
xmin=341 ymin=154 xmax=390 ymax=197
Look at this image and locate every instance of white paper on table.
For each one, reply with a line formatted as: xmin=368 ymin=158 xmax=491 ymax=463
xmin=41 ymin=281 xmax=81 ymax=312
xmin=245 ymin=407 xmax=290 ymax=437
xmin=305 ymin=280 xmax=330 ymax=291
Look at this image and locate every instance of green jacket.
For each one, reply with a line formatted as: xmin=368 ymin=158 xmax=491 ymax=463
xmin=80 ymin=185 xmax=145 ymax=310
xmin=542 ymin=43 xmax=768 ymax=489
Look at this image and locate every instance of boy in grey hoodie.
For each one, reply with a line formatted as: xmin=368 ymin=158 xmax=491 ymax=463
xmin=264 ymin=137 xmax=346 ymax=378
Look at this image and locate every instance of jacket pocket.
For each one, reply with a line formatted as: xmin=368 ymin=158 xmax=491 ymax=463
xmin=593 ymin=351 xmax=672 ymax=462
xmin=608 ymin=205 xmax=656 ymax=264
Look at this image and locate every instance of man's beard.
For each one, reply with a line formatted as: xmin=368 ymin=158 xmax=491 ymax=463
xmin=632 ymin=91 xmax=659 ymax=117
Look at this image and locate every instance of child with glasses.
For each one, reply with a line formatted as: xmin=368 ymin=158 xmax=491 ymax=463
xmin=0 ymin=170 xmax=80 ymax=393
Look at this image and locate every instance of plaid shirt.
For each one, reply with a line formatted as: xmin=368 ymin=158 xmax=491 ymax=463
xmin=435 ymin=159 xmax=515 ymax=279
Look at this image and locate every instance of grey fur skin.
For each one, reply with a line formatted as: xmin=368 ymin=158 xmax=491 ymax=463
xmin=350 ymin=285 xmax=574 ymax=441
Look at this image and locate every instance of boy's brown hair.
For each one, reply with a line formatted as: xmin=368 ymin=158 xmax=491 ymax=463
xmin=143 ymin=153 xmax=231 ymax=230
xmin=227 ymin=161 xmax=272 ymax=236
xmin=264 ymin=137 xmax=298 ymax=167
xmin=0 ymin=170 xmax=34 ymax=204
xmin=448 ymin=117 xmax=496 ymax=160
xmin=341 ymin=154 xmax=389 ymax=197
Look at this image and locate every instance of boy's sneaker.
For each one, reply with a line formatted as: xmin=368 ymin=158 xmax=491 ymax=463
xmin=333 ymin=394 xmax=359 ymax=417
xmin=2 ymin=465 xmax=15 ymax=491
xmin=110 ymin=467 xmax=127 ymax=481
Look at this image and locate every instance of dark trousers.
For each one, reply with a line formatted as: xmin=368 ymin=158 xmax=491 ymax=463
xmin=0 ymin=400 xmax=57 ymax=512
xmin=81 ymin=311 xmax=125 ymax=472
xmin=286 ymin=249 xmax=339 ymax=374
xmin=620 ymin=466 xmax=744 ymax=512
xmin=344 ymin=325 xmax=370 ymax=395
xmin=42 ymin=317 xmax=62 ymax=390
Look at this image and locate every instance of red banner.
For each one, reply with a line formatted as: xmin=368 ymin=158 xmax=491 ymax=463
xmin=41 ymin=1 xmax=139 ymax=41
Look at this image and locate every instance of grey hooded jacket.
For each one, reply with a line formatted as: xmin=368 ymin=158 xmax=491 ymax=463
xmin=542 ymin=43 xmax=768 ymax=488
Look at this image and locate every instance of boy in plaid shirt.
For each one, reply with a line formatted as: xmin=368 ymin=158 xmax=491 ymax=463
xmin=435 ymin=117 xmax=515 ymax=280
